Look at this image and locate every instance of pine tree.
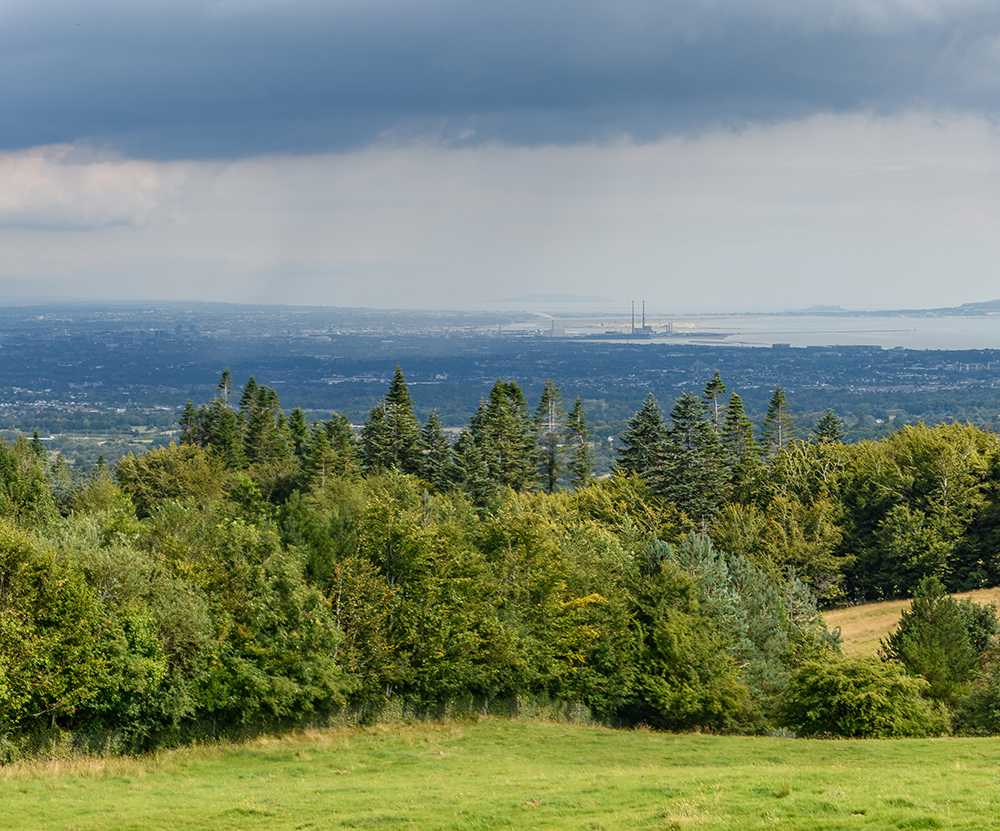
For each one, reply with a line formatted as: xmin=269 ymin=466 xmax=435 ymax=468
xmin=880 ymin=576 xmax=979 ymax=706
xmin=535 ymin=380 xmax=564 ymax=493
xmin=616 ymin=392 xmax=667 ymax=480
xmin=813 ymin=409 xmax=846 ymax=444
xmin=762 ymin=385 xmax=795 ymax=456
xmin=702 ymin=370 xmax=727 ymax=433
xmin=566 ymin=397 xmax=593 ymax=489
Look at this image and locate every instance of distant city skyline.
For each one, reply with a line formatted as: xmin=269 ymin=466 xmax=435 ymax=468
xmin=4 ymin=2 xmax=1000 ymax=312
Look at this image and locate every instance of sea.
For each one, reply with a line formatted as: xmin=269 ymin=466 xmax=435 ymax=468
xmin=568 ymin=316 xmax=1000 ymax=351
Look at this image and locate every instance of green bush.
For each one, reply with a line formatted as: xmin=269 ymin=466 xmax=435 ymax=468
xmin=777 ymin=655 xmax=947 ymax=738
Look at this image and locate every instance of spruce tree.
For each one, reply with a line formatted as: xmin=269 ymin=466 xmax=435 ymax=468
xmin=813 ymin=409 xmax=846 ymax=444
xmin=652 ymin=392 xmax=725 ymax=530
xmin=453 ymin=429 xmax=496 ymax=505
xmin=289 ymin=407 xmax=309 ymax=458
xmin=616 ymin=392 xmax=667 ymax=480
xmin=535 ymin=380 xmax=564 ymax=493
xmin=323 ymin=413 xmax=358 ymax=475
xmin=566 ymin=397 xmax=593 ymax=489
xmin=418 ymin=410 xmax=457 ymax=491
xmin=30 ymin=430 xmax=44 ymax=460
xmin=762 ymin=385 xmax=795 ymax=456
xmin=359 ymin=367 xmax=421 ymax=474
xmin=469 ymin=379 xmax=538 ymax=491
xmin=721 ymin=392 xmax=763 ymax=501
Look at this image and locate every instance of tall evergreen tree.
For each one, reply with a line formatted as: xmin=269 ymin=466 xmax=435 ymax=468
xmin=216 ymin=368 xmax=235 ymax=406
xmin=813 ymin=409 xmax=846 ymax=444
xmin=616 ymin=393 xmax=667 ymax=480
xmin=534 ymin=380 xmax=564 ymax=493
xmin=453 ymin=429 xmax=496 ymax=505
xmin=179 ymin=401 xmax=200 ymax=446
xmin=720 ymin=392 xmax=763 ymax=501
xmin=762 ymin=385 xmax=796 ymax=456
xmin=418 ymin=410 xmax=457 ymax=491
xmin=359 ymin=366 xmax=421 ymax=473
xmin=702 ymin=370 xmax=727 ymax=433
xmin=239 ymin=375 xmax=259 ymax=421
xmin=566 ymin=397 xmax=593 ymax=489
xmin=469 ymin=379 xmax=538 ymax=491
xmin=289 ymin=407 xmax=309 ymax=458
xmin=244 ymin=384 xmax=287 ymax=464
xmin=323 ymin=414 xmax=358 ymax=475
xmin=652 ymin=392 xmax=725 ymax=530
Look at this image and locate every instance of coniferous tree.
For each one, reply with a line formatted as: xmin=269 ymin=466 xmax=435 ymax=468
xmin=702 ymin=370 xmax=727 ymax=433
xmin=566 ymin=397 xmax=593 ymax=489
xmin=418 ymin=410 xmax=457 ymax=491
xmin=469 ymin=379 xmax=538 ymax=491
xmin=880 ymin=576 xmax=979 ymax=706
xmin=207 ymin=403 xmax=244 ymax=468
xmin=616 ymin=392 xmax=667 ymax=480
xmin=216 ymin=368 xmax=234 ymax=406
xmin=323 ymin=414 xmax=358 ymax=475
xmin=721 ymin=392 xmax=763 ymax=501
xmin=453 ymin=429 xmax=495 ymax=505
xmin=359 ymin=366 xmax=421 ymax=474
xmin=289 ymin=407 xmax=309 ymax=458
xmin=179 ymin=401 xmax=200 ymax=446
xmin=762 ymin=385 xmax=796 ymax=456
xmin=813 ymin=409 xmax=846 ymax=444
xmin=653 ymin=392 xmax=725 ymax=530
xmin=30 ymin=430 xmax=44 ymax=460
xmin=535 ymin=380 xmax=564 ymax=493
xmin=244 ymin=384 xmax=288 ymax=464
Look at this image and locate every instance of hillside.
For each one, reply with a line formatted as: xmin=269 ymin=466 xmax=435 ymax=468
xmin=825 ymin=586 xmax=1000 ymax=656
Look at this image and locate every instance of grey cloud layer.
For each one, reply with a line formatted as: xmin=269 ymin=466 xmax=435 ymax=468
xmin=3 ymin=0 xmax=1000 ymax=159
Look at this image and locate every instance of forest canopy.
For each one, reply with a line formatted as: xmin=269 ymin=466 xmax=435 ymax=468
xmin=2 ymin=366 xmax=1000 ymax=754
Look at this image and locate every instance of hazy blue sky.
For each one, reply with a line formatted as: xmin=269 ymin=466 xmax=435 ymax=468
xmin=4 ymin=0 xmax=1000 ymax=312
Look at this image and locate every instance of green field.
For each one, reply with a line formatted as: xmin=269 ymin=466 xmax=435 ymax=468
xmin=7 ymin=719 xmax=1000 ymax=830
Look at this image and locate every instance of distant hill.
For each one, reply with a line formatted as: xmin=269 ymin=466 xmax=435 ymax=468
xmin=790 ymin=300 xmax=1000 ymax=318
xmin=499 ymin=293 xmax=612 ymax=304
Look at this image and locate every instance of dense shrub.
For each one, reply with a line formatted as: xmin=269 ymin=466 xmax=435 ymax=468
xmin=777 ymin=655 xmax=947 ymax=738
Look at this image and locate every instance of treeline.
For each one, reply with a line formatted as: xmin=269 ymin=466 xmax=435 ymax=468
xmin=2 ymin=366 xmax=1000 ymax=752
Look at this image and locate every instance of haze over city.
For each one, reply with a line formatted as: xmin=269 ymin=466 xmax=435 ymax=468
xmin=4 ymin=1 xmax=1000 ymax=312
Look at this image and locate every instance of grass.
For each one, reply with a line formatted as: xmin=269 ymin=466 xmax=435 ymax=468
xmin=825 ymin=586 xmax=1000 ymax=657
xmin=7 ymin=719 xmax=1000 ymax=829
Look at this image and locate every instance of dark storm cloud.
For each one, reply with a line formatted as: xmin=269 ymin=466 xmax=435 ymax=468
xmin=3 ymin=0 xmax=999 ymax=159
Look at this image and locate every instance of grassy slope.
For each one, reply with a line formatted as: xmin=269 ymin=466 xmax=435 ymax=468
xmin=825 ymin=587 xmax=1000 ymax=657
xmin=7 ymin=720 xmax=1000 ymax=830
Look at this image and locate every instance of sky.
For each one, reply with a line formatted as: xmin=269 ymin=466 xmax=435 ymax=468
xmin=4 ymin=0 xmax=1000 ymax=312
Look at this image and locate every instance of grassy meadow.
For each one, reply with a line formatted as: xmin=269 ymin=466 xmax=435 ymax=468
xmin=7 ymin=719 xmax=1000 ymax=830
xmin=826 ymin=587 xmax=1000 ymax=657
